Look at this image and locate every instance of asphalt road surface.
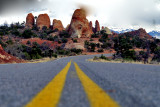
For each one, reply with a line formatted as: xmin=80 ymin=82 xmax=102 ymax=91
xmin=0 ymin=54 xmax=160 ymax=107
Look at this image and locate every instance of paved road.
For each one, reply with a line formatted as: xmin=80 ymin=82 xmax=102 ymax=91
xmin=0 ymin=54 xmax=160 ymax=107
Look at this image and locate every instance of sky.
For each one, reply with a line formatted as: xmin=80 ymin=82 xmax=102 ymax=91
xmin=0 ymin=0 xmax=160 ymax=32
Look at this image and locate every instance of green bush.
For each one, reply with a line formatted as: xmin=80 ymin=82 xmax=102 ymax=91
xmin=70 ymin=48 xmax=82 ymax=54
xmin=6 ymin=39 xmax=13 ymax=45
xmin=59 ymin=30 xmax=70 ymax=38
xmin=98 ymin=48 xmax=104 ymax=52
xmin=73 ymin=39 xmax=78 ymax=43
xmin=99 ymin=54 xmax=110 ymax=60
xmin=22 ymin=29 xmax=37 ymax=38
xmin=93 ymin=56 xmax=98 ymax=60
xmin=62 ymin=38 xmax=68 ymax=43
xmin=52 ymin=53 xmax=58 ymax=58
xmin=11 ymin=29 xmax=21 ymax=37
xmin=27 ymin=41 xmax=31 ymax=45
xmin=0 ymin=40 xmax=6 ymax=48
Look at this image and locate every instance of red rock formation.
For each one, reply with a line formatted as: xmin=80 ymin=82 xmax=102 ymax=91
xmin=25 ymin=13 xmax=34 ymax=29
xmin=95 ymin=20 xmax=100 ymax=33
xmin=53 ymin=19 xmax=64 ymax=31
xmin=65 ymin=24 xmax=70 ymax=31
xmin=36 ymin=14 xmax=50 ymax=30
xmin=21 ymin=38 xmax=61 ymax=50
xmin=102 ymin=26 xmax=104 ymax=30
xmin=0 ymin=45 xmax=24 ymax=64
xmin=0 ymin=45 xmax=3 ymax=50
xmin=127 ymin=28 xmax=152 ymax=39
xmin=68 ymin=9 xmax=93 ymax=38
xmin=89 ymin=21 xmax=93 ymax=30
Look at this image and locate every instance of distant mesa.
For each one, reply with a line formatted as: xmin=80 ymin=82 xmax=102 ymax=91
xmin=68 ymin=9 xmax=93 ymax=38
xmin=126 ymin=28 xmax=152 ymax=39
xmin=36 ymin=14 xmax=51 ymax=30
xmin=25 ymin=13 xmax=35 ymax=29
xmin=53 ymin=19 xmax=64 ymax=31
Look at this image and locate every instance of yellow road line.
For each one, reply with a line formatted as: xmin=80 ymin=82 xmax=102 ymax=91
xmin=25 ymin=61 xmax=71 ymax=107
xmin=74 ymin=62 xmax=120 ymax=107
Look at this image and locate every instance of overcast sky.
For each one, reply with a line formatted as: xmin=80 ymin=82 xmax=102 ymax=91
xmin=0 ymin=0 xmax=160 ymax=32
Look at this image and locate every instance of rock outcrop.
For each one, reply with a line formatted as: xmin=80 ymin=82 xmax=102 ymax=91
xmin=95 ymin=20 xmax=100 ymax=33
xmin=0 ymin=45 xmax=24 ymax=64
xmin=68 ymin=9 xmax=93 ymax=38
xmin=102 ymin=26 xmax=104 ymax=30
xmin=53 ymin=19 xmax=64 ymax=31
xmin=89 ymin=21 xmax=93 ymax=30
xmin=65 ymin=24 xmax=70 ymax=31
xmin=103 ymin=27 xmax=112 ymax=35
xmin=0 ymin=45 xmax=3 ymax=50
xmin=25 ymin=13 xmax=34 ymax=29
xmin=127 ymin=28 xmax=152 ymax=39
xmin=36 ymin=14 xmax=50 ymax=30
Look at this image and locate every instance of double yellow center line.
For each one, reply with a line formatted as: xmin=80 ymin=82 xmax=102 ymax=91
xmin=25 ymin=61 xmax=119 ymax=107
xmin=25 ymin=61 xmax=71 ymax=107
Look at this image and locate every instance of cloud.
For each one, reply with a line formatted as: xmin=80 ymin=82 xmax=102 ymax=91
xmin=0 ymin=0 xmax=160 ymax=32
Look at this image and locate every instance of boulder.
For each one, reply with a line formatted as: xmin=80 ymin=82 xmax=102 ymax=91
xmin=68 ymin=9 xmax=93 ymax=38
xmin=53 ymin=19 xmax=64 ymax=31
xmin=36 ymin=14 xmax=50 ymax=30
xmin=25 ymin=13 xmax=34 ymax=29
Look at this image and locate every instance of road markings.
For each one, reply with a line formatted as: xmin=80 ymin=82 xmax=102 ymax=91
xmin=25 ymin=61 xmax=71 ymax=107
xmin=74 ymin=62 xmax=120 ymax=107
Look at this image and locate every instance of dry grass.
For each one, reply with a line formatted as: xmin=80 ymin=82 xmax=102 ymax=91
xmin=87 ymin=58 xmax=160 ymax=65
xmin=25 ymin=57 xmax=56 ymax=63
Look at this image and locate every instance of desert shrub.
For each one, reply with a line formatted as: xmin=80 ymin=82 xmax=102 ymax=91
xmin=99 ymin=54 xmax=110 ymax=60
xmin=73 ymin=39 xmax=78 ymax=43
xmin=6 ymin=39 xmax=13 ymax=45
xmin=42 ymin=26 xmax=48 ymax=31
xmin=52 ymin=53 xmax=58 ymax=58
xmin=99 ymin=33 xmax=108 ymax=43
xmin=62 ymin=38 xmax=68 ymax=43
xmin=11 ymin=29 xmax=21 ymax=37
xmin=84 ymin=40 xmax=89 ymax=47
xmin=40 ymin=33 xmax=47 ymax=39
xmin=122 ymin=50 xmax=136 ymax=60
xmin=70 ymin=48 xmax=82 ymax=54
xmin=98 ymin=48 xmax=104 ymax=52
xmin=101 ymin=42 xmax=111 ymax=49
xmin=57 ymin=49 xmax=70 ymax=55
xmin=59 ymin=30 xmax=70 ymax=38
xmin=90 ymin=39 xmax=94 ymax=41
xmin=152 ymin=47 xmax=160 ymax=62
xmin=32 ymin=25 xmax=39 ymax=31
xmin=93 ymin=56 xmax=98 ymax=60
xmin=58 ymin=40 xmax=62 ymax=44
xmin=26 ymin=41 xmax=31 ymax=45
xmin=91 ymin=34 xmax=99 ymax=38
xmin=0 ymin=40 xmax=7 ymax=48
xmin=22 ymin=29 xmax=37 ymax=38
xmin=47 ymin=36 xmax=55 ymax=41
xmin=90 ymin=43 xmax=96 ymax=52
